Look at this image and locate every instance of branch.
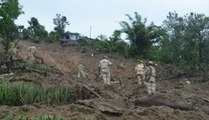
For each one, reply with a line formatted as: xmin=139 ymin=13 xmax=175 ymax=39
xmin=81 ymin=84 xmax=102 ymax=98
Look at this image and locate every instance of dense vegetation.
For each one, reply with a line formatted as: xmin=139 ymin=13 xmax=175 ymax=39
xmin=83 ymin=12 xmax=209 ymax=73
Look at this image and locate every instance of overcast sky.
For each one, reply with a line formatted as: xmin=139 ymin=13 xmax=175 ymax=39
xmin=15 ymin=0 xmax=209 ymax=38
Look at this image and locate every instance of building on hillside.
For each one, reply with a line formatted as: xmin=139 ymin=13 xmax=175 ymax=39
xmin=60 ymin=31 xmax=97 ymax=44
xmin=64 ymin=31 xmax=80 ymax=41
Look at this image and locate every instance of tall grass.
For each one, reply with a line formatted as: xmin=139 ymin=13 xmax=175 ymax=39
xmin=33 ymin=64 xmax=55 ymax=74
xmin=0 ymin=81 xmax=89 ymax=106
xmin=2 ymin=115 xmax=90 ymax=120
xmin=2 ymin=115 xmax=66 ymax=120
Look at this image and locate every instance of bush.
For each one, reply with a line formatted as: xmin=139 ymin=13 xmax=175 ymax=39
xmin=47 ymin=32 xmax=59 ymax=43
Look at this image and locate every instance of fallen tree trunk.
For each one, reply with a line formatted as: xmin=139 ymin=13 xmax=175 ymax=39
xmin=77 ymin=98 xmax=133 ymax=116
xmin=133 ymin=93 xmax=194 ymax=111
xmin=81 ymin=84 xmax=102 ymax=98
xmin=133 ymin=94 xmax=209 ymax=115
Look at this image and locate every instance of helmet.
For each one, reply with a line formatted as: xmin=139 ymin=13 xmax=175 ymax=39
xmin=148 ymin=61 xmax=153 ymax=65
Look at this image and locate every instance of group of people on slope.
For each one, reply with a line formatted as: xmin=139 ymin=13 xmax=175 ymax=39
xmin=12 ymin=43 xmax=157 ymax=95
xmin=134 ymin=60 xmax=157 ymax=95
xmin=78 ymin=56 xmax=157 ymax=95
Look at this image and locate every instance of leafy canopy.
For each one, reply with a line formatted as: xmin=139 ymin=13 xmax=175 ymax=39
xmin=0 ymin=0 xmax=23 ymax=53
xmin=120 ymin=12 xmax=164 ymax=58
xmin=53 ymin=14 xmax=69 ymax=38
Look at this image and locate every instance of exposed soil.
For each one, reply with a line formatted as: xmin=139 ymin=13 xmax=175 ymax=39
xmin=0 ymin=40 xmax=209 ymax=120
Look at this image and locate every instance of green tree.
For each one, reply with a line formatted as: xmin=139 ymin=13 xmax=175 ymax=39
xmin=26 ymin=17 xmax=48 ymax=42
xmin=148 ymin=27 xmax=169 ymax=61
xmin=184 ymin=13 xmax=209 ymax=68
xmin=53 ymin=14 xmax=69 ymax=38
xmin=163 ymin=12 xmax=185 ymax=64
xmin=162 ymin=12 xmax=209 ymax=69
xmin=0 ymin=0 xmax=23 ymax=53
xmin=109 ymin=30 xmax=129 ymax=55
xmin=120 ymin=12 xmax=162 ymax=58
xmin=47 ymin=31 xmax=59 ymax=42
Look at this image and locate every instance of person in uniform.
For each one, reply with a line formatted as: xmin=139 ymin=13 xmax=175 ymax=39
xmin=27 ymin=44 xmax=36 ymax=64
xmin=98 ymin=56 xmax=112 ymax=85
xmin=77 ymin=63 xmax=88 ymax=79
xmin=134 ymin=60 xmax=146 ymax=85
xmin=145 ymin=61 xmax=157 ymax=95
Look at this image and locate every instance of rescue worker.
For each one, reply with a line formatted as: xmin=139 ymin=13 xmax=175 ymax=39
xmin=98 ymin=56 xmax=112 ymax=85
xmin=182 ymin=79 xmax=191 ymax=97
xmin=145 ymin=61 xmax=157 ymax=95
xmin=77 ymin=63 xmax=88 ymax=79
xmin=134 ymin=60 xmax=146 ymax=85
xmin=27 ymin=44 xmax=36 ymax=64
xmin=183 ymin=79 xmax=191 ymax=89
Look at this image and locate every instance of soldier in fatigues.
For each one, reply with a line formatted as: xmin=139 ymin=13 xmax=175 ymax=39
xmin=27 ymin=44 xmax=36 ymax=64
xmin=134 ymin=60 xmax=146 ymax=85
xmin=145 ymin=61 xmax=156 ymax=95
xmin=98 ymin=56 xmax=112 ymax=85
xmin=182 ymin=79 xmax=191 ymax=97
xmin=77 ymin=63 xmax=88 ymax=79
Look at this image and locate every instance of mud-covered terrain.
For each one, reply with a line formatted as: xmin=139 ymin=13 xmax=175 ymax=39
xmin=0 ymin=40 xmax=209 ymax=120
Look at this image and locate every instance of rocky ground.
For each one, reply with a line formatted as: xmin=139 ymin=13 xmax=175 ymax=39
xmin=0 ymin=40 xmax=209 ymax=120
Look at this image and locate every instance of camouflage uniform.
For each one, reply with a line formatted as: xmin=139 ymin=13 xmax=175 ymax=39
xmin=146 ymin=61 xmax=156 ymax=94
xmin=134 ymin=61 xmax=146 ymax=85
xmin=77 ymin=64 xmax=88 ymax=79
xmin=98 ymin=56 xmax=112 ymax=85
xmin=27 ymin=45 xmax=36 ymax=64
xmin=182 ymin=79 xmax=191 ymax=97
xmin=183 ymin=80 xmax=190 ymax=89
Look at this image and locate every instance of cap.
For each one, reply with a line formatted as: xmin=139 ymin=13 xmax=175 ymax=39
xmin=148 ymin=61 xmax=153 ymax=65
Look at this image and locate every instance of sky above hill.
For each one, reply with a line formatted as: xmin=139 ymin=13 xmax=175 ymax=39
xmin=15 ymin=0 xmax=209 ymax=38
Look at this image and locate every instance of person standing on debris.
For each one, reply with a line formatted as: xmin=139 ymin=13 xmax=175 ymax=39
xmin=27 ymin=44 xmax=36 ymax=64
xmin=134 ymin=60 xmax=146 ymax=85
xmin=145 ymin=61 xmax=157 ymax=95
xmin=98 ymin=56 xmax=112 ymax=85
xmin=183 ymin=79 xmax=191 ymax=89
xmin=182 ymin=79 xmax=191 ymax=97
xmin=77 ymin=63 xmax=88 ymax=79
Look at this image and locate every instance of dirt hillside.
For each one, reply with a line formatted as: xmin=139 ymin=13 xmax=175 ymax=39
xmin=0 ymin=40 xmax=209 ymax=120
